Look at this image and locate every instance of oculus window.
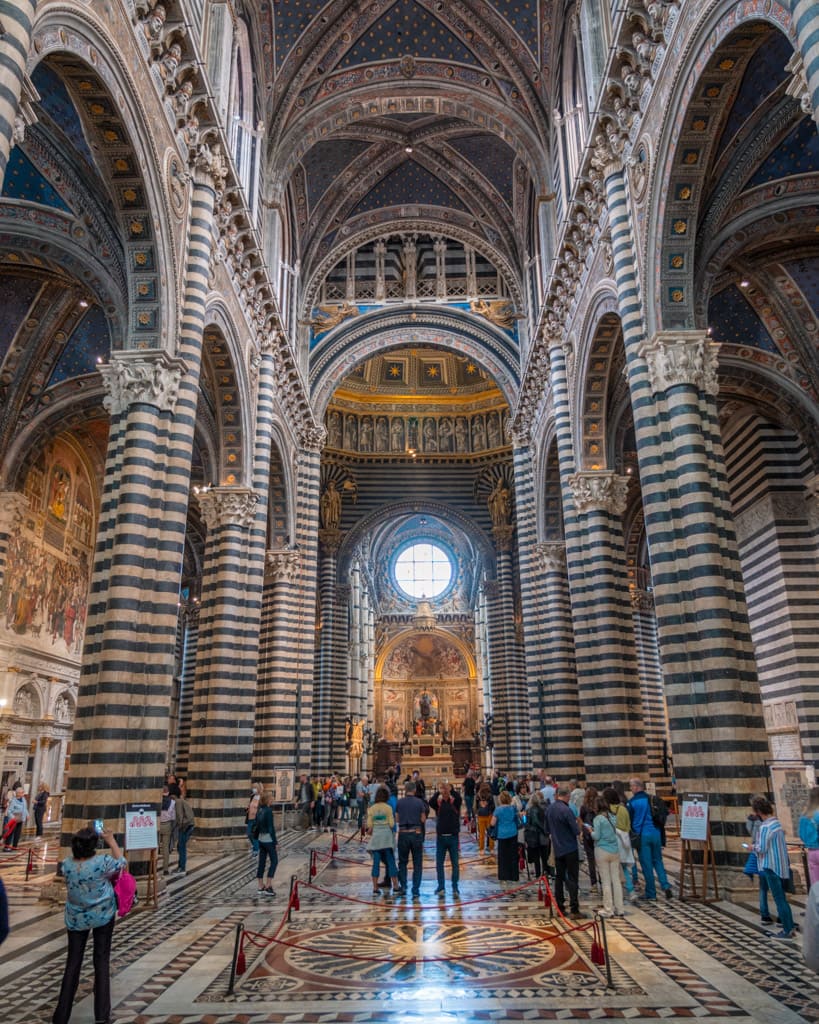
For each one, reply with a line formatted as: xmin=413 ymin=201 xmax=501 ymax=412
xmin=394 ymin=542 xmax=453 ymax=600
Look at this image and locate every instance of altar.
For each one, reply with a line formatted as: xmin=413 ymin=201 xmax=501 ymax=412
xmin=400 ymin=733 xmax=454 ymax=790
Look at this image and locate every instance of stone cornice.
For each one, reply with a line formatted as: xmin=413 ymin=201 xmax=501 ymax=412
xmin=197 ymin=487 xmax=258 ymax=531
xmin=99 ymin=350 xmax=188 ymax=416
xmin=568 ymin=471 xmax=629 ymax=516
xmin=638 ymin=331 xmax=719 ymax=396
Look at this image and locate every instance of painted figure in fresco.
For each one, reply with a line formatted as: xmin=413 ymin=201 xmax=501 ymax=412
xmin=375 ymin=416 xmax=389 ymax=452
xmin=472 ymin=415 xmax=487 ymax=451
xmin=48 ymin=468 xmax=70 ymax=521
xmin=455 ymin=417 xmax=469 ymax=452
xmin=320 ymin=479 xmax=342 ymax=530
xmin=391 ymin=418 xmax=405 ymax=452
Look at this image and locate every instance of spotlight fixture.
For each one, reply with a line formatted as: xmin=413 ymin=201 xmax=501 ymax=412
xmin=405 ymin=145 xmax=413 ymax=154
xmin=740 ymin=279 xmax=750 ymax=288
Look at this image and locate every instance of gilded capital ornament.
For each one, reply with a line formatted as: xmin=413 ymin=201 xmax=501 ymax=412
xmin=100 ymin=350 xmax=188 ymax=416
xmin=0 ymin=491 xmax=29 ymax=533
xmin=638 ymin=331 xmax=719 ymax=396
xmin=534 ymin=541 xmax=566 ymax=573
xmin=568 ymin=471 xmax=630 ymax=515
xmin=266 ymin=546 xmax=301 ymax=584
xmin=319 ymin=527 xmax=343 ymax=554
xmin=197 ymin=487 xmax=258 ymax=531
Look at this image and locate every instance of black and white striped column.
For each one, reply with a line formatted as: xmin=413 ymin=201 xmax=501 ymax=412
xmin=493 ymin=525 xmax=531 ymax=775
xmin=0 ymin=0 xmax=35 ymax=189
xmin=568 ymin=470 xmax=648 ymax=783
xmin=789 ymin=0 xmax=819 ymax=123
xmin=631 ymin=589 xmax=671 ymax=789
xmin=186 ymin=487 xmax=259 ymax=839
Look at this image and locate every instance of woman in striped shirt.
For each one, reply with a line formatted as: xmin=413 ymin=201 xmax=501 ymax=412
xmin=752 ymin=796 xmax=796 ymax=939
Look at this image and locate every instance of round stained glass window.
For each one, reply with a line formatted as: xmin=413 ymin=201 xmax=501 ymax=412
xmin=393 ymin=542 xmax=453 ymax=600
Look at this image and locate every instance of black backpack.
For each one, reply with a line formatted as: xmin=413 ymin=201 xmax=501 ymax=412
xmin=650 ymin=795 xmax=668 ymax=829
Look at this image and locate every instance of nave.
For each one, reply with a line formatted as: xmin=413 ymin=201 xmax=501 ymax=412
xmin=1 ymin=822 xmax=816 ymax=1024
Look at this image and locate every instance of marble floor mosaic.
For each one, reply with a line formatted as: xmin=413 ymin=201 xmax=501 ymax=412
xmin=1 ymin=826 xmax=816 ymax=1024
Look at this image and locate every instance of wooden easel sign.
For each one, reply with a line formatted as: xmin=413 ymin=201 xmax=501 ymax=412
xmin=124 ymin=802 xmax=159 ymax=909
xmin=678 ymin=794 xmax=720 ymax=903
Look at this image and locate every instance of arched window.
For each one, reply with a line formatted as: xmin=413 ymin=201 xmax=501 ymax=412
xmin=556 ymin=7 xmax=589 ymax=199
xmin=228 ymin=16 xmax=261 ymax=216
xmin=204 ymin=1 xmax=233 ymax=122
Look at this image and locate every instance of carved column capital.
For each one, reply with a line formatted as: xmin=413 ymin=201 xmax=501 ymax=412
xmin=590 ymin=129 xmax=624 ymax=180
xmin=638 ymin=331 xmax=719 ymax=396
xmin=568 ymin=471 xmax=630 ymax=515
xmin=99 ymin=350 xmax=188 ymax=415
xmin=197 ymin=487 xmax=258 ymax=531
xmin=630 ymin=588 xmax=654 ymax=611
xmin=319 ymin=527 xmax=343 ymax=554
xmin=481 ymin=578 xmax=500 ymax=600
xmin=299 ymin=424 xmax=327 ymax=454
xmin=0 ymin=491 xmax=29 ymax=533
xmin=190 ymin=140 xmax=228 ymax=191
xmin=266 ymin=546 xmax=301 ymax=584
xmin=534 ymin=541 xmax=566 ymax=573
xmin=492 ymin=524 xmax=516 ymax=552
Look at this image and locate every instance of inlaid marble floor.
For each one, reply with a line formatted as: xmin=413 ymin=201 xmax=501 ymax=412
xmin=1 ymin=826 xmax=816 ymax=1024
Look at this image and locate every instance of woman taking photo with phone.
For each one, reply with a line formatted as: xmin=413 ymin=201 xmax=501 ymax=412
xmin=53 ymin=825 xmax=126 ymax=1024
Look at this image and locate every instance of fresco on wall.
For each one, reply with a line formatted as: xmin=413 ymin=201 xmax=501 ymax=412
xmin=383 ymin=634 xmax=467 ymax=680
xmin=0 ymin=440 xmax=95 ymax=662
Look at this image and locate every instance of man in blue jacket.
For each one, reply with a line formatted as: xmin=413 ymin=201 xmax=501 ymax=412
xmin=628 ymin=778 xmax=672 ymax=900
xmin=545 ymin=784 xmax=583 ymax=918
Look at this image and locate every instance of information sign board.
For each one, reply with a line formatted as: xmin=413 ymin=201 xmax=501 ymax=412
xmin=124 ymin=802 xmax=158 ymax=851
xmin=680 ymin=797 xmax=709 ymax=841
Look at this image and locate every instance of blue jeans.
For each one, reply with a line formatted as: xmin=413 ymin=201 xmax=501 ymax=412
xmin=246 ymin=820 xmax=258 ymax=853
xmin=464 ymin=795 xmax=474 ymax=820
xmin=638 ymin=832 xmax=669 ymax=898
xmin=398 ymin=831 xmax=424 ymax=894
xmin=177 ymin=825 xmax=194 ymax=871
xmin=759 ymin=872 xmax=770 ymax=918
xmin=622 ymin=863 xmax=634 ymax=893
xmin=762 ymin=869 xmax=794 ymax=933
xmin=257 ymin=842 xmax=278 ymax=883
xmin=371 ymin=847 xmax=397 ymax=879
xmin=436 ymin=834 xmax=459 ymax=891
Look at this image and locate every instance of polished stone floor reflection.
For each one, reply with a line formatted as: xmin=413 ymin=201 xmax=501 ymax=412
xmin=1 ymin=826 xmax=817 ymax=1023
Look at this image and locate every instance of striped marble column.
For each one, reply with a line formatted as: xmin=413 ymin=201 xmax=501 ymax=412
xmin=314 ymin=530 xmax=344 ymax=775
xmin=602 ymin=140 xmax=769 ymax=856
xmin=493 ymin=526 xmax=531 ymax=775
xmin=173 ymin=601 xmax=199 ymax=775
xmin=61 ymin=351 xmax=188 ymax=857
xmin=186 ymin=487 xmax=258 ymax=839
xmin=0 ymin=1 xmax=35 ymax=189
xmin=631 ymin=589 xmax=671 ymax=789
xmin=533 ymin=542 xmax=583 ymax=778
xmin=568 ymin=470 xmax=648 ymax=783
xmin=789 ymin=0 xmax=819 ymax=122
xmin=0 ymin=491 xmax=28 ymax=592
xmin=637 ymin=331 xmax=769 ymax=846
xmin=481 ymin=577 xmax=503 ymax=766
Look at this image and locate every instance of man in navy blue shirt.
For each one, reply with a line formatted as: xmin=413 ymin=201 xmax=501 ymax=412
xmin=545 ymin=784 xmax=583 ymax=918
xmin=395 ymin=781 xmax=427 ymax=898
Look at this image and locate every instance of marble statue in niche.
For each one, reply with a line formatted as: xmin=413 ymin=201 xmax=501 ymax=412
xmin=438 ymin=416 xmax=453 ymax=452
xmin=54 ymin=694 xmax=71 ymax=722
xmin=472 ymin=415 xmax=486 ymax=451
xmin=320 ymin=479 xmax=342 ymax=530
xmin=328 ymin=409 xmax=342 ymax=448
xmin=391 ymin=418 xmax=405 ymax=452
xmin=359 ymin=416 xmax=373 ymax=452
xmin=487 ymin=411 xmax=501 ymax=449
xmin=455 ymin=417 xmax=469 ymax=452
xmin=14 ymin=687 xmax=35 ymax=718
xmin=423 ymin=417 xmax=438 ymax=452
xmin=344 ymin=415 xmax=358 ymax=450
xmin=407 ymin=417 xmax=419 ymax=450
xmin=375 ymin=416 xmax=389 ymax=452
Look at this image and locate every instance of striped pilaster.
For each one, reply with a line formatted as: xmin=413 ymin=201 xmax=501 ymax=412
xmin=631 ymin=590 xmax=671 ymax=789
xmin=174 ymin=602 xmax=199 ymax=775
xmin=568 ymin=470 xmax=648 ymax=782
xmin=545 ymin=341 xmax=588 ymax=779
xmin=790 ymin=0 xmax=819 ymax=124
xmin=61 ymin=352 xmax=190 ymax=858
xmin=533 ymin=542 xmax=583 ymax=778
xmin=482 ymin=577 xmax=506 ymax=766
xmin=0 ymin=1 xmax=35 ymax=189
xmin=605 ymin=150 xmax=769 ymax=858
xmin=187 ymin=487 xmax=259 ymax=838
xmin=495 ymin=532 xmax=531 ymax=775
xmin=512 ymin=440 xmax=547 ymax=767
xmin=314 ymin=530 xmax=347 ymax=775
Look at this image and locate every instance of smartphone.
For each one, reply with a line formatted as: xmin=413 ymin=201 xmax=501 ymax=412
xmin=94 ymin=819 xmax=104 ymax=835
xmin=741 ymin=842 xmax=750 ymax=849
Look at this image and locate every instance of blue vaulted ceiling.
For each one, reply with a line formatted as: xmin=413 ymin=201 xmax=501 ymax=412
xmin=349 ymin=160 xmax=470 ymax=218
xmin=338 ymin=0 xmax=480 ymax=68
xmin=708 ymin=285 xmax=778 ymax=354
xmin=1 ymin=147 xmax=72 ymax=213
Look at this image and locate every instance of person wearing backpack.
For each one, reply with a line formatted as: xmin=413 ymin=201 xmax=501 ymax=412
xmin=53 ymin=826 xmax=126 ymax=1024
xmin=173 ymin=790 xmax=196 ymax=877
xmin=799 ymin=787 xmax=819 ymax=886
xmin=628 ymin=778 xmax=672 ymax=901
